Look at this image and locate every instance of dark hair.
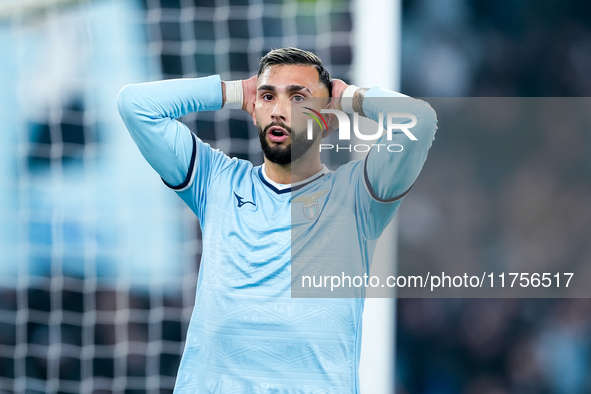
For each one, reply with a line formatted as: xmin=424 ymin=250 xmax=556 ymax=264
xmin=258 ymin=47 xmax=332 ymax=96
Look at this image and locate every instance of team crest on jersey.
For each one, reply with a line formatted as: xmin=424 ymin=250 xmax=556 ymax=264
xmin=292 ymin=190 xmax=329 ymax=220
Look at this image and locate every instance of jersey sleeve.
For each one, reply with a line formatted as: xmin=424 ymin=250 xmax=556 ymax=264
xmin=117 ymin=75 xmax=235 ymax=220
xmin=357 ymin=87 xmax=438 ymax=239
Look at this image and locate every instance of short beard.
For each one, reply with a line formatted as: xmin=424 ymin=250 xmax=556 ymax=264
xmin=258 ymin=122 xmax=318 ymax=165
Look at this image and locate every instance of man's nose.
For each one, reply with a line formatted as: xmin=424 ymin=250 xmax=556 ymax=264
xmin=271 ymin=99 xmax=289 ymax=123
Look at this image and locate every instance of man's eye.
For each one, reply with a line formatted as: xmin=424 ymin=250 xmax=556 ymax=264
xmin=262 ymin=94 xmax=274 ymax=101
xmin=292 ymin=95 xmax=305 ymax=102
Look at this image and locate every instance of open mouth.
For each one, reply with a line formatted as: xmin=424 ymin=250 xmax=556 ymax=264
xmin=267 ymin=125 xmax=289 ymax=143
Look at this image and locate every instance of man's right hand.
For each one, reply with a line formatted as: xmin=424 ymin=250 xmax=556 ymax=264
xmin=242 ymin=75 xmax=257 ymax=116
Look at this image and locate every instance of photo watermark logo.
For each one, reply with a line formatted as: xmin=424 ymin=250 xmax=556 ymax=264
xmin=303 ymin=107 xmax=418 ymax=152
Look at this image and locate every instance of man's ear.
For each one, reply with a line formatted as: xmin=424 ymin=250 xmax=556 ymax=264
xmin=322 ymin=101 xmax=339 ymax=138
xmin=252 ymin=106 xmax=257 ymax=126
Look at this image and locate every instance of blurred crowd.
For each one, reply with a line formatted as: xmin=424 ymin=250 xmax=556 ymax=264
xmin=397 ymin=0 xmax=591 ymax=392
xmin=401 ymin=0 xmax=591 ymax=97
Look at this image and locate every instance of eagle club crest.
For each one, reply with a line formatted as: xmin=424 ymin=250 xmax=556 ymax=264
xmin=292 ymin=190 xmax=329 ymax=220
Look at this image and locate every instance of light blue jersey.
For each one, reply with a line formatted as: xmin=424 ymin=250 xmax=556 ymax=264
xmin=117 ymin=76 xmax=437 ymax=393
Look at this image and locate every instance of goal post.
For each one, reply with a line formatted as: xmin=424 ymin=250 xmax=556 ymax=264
xmin=353 ymin=0 xmax=402 ymax=393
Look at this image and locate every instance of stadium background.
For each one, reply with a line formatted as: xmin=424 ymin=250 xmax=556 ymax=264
xmin=1 ymin=0 xmax=590 ymax=393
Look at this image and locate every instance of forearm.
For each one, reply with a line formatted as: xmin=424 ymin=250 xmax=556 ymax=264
xmin=117 ymin=76 xmax=223 ymax=186
xmin=357 ymin=86 xmax=438 ymax=201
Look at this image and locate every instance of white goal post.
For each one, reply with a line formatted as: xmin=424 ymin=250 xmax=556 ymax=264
xmin=354 ymin=0 xmax=402 ymax=393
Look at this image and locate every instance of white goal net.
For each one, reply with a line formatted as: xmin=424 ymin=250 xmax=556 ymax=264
xmin=0 ymin=0 xmax=354 ymax=392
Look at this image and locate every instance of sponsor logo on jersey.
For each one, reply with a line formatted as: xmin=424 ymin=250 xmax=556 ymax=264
xmin=292 ymin=190 xmax=329 ymax=220
xmin=233 ymin=192 xmax=256 ymax=208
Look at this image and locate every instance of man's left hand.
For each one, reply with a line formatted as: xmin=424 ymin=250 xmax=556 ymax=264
xmin=323 ymin=79 xmax=349 ymax=137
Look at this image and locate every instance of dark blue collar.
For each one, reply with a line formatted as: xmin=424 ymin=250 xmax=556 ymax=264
xmin=257 ymin=166 xmax=327 ymax=194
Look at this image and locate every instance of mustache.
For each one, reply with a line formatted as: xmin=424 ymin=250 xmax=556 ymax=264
xmin=263 ymin=122 xmax=293 ymax=134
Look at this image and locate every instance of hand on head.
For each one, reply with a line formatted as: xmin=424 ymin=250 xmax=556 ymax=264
xmin=242 ymin=75 xmax=258 ymax=116
xmin=322 ymin=78 xmax=349 ymax=137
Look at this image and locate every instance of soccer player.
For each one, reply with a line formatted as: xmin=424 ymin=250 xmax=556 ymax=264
xmin=118 ymin=47 xmax=437 ymax=393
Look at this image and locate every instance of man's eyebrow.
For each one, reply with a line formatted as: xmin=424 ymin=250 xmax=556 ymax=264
xmin=286 ymin=85 xmax=312 ymax=93
xmin=258 ymin=84 xmax=276 ymax=91
xmin=258 ymin=84 xmax=312 ymax=94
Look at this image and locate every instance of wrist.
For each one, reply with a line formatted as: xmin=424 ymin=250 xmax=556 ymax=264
xmin=223 ymin=80 xmax=243 ymax=109
xmin=340 ymin=84 xmax=358 ymax=113
xmin=352 ymin=88 xmax=369 ymax=117
xmin=340 ymin=85 xmax=368 ymax=117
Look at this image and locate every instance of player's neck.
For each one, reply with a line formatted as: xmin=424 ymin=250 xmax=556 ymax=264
xmin=263 ymin=155 xmax=322 ymax=185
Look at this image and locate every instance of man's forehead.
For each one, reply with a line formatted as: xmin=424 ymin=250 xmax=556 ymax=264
xmin=258 ymin=64 xmax=322 ymax=90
